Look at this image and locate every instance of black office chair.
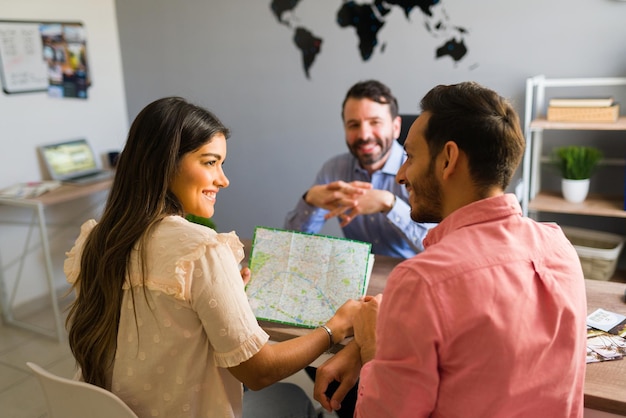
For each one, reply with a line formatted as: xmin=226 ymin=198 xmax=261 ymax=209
xmin=397 ymin=114 xmax=419 ymax=145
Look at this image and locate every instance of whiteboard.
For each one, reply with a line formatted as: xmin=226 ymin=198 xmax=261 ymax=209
xmin=0 ymin=21 xmax=48 ymax=94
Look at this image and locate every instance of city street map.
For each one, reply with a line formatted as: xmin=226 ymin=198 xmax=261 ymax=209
xmin=246 ymin=226 xmax=373 ymax=328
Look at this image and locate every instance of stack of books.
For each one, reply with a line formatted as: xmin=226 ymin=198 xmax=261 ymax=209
xmin=547 ymin=97 xmax=619 ymax=122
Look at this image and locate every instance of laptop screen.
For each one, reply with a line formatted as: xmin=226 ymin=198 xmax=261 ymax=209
xmin=39 ymin=139 xmax=101 ymax=181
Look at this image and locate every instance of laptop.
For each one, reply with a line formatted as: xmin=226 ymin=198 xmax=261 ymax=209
xmin=38 ymin=139 xmax=115 ymax=184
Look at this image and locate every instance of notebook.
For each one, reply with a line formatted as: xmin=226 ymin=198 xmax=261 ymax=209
xmin=38 ymin=139 xmax=115 ymax=184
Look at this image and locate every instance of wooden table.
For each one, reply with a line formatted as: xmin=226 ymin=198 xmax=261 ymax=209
xmin=250 ymin=246 xmax=626 ymax=415
xmin=584 ymin=279 xmax=626 ymax=415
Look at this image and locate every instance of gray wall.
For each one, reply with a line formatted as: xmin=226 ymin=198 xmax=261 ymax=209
xmin=115 ymin=0 xmax=626 ymax=241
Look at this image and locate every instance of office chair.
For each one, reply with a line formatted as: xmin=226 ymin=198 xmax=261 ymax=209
xmin=26 ymin=362 xmax=138 ymax=418
xmin=397 ymin=114 xmax=419 ymax=145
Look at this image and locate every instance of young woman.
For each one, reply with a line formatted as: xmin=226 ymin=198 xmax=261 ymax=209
xmin=65 ymin=97 xmax=360 ymax=417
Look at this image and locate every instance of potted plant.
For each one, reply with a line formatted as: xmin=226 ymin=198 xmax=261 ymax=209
xmin=553 ymin=145 xmax=602 ymax=203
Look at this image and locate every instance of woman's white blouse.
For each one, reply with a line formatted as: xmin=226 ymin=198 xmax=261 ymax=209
xmin=64 ymin=216 xmax=269 ymax=418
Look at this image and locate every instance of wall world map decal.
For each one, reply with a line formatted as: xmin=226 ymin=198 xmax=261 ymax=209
xmin=270 ymin=0 xmax=470 ymax=79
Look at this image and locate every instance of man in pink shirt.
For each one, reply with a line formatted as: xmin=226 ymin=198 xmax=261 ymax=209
xmin=314 ymin=81 xmax=587 ymax=417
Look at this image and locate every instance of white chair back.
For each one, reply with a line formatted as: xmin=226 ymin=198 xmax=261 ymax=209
xmin=26 ymin=362 xmax=138 ymax=418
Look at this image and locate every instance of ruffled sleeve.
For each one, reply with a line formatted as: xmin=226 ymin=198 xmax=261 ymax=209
xmin=215 ymin=231 xmax=245 ymax=265
xmin=64 ymin=219 xmax=97 ymax=285
xmin=135 ymin=217 xmax=268 ymax=366
xmin=188 ymin=233 xmax=269 ymax=367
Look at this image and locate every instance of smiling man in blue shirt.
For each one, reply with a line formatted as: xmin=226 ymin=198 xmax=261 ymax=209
xmin=284 ymin=80 xmax=435 ymax=258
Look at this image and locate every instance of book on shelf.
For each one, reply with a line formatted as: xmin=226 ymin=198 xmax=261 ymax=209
xmin=245 ymin=226 xmax=374 ymax=328
xmin=547 ymin=104 xmax=619 ymax=122
xmin=548 ymin=97 xmax=614 ymax=107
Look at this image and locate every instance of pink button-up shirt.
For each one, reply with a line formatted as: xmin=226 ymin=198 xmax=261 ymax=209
xmin=356 ymin=194 xmax=586 ymax=418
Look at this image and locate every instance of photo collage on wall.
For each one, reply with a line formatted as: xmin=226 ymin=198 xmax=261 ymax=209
xmin=40 ymin=22 xmax=90 ymax=99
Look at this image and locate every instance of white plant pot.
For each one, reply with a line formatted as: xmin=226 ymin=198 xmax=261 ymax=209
xmin=561 ymin=178 xmax=590 ymax=203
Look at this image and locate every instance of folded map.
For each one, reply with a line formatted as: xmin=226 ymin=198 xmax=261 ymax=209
xmin=246 ymin=226 xmax=374 ymax=328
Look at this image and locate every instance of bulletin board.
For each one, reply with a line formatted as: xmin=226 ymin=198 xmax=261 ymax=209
xmin=0 ymin=20 xmax=89 ymax=97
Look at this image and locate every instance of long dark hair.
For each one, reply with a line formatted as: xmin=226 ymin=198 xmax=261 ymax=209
xmin=66 ymin=97 xmax=229 ymax=388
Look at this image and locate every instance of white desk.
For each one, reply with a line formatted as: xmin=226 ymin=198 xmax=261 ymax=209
xmin=0 ymin=179 xmax=112 ymax=342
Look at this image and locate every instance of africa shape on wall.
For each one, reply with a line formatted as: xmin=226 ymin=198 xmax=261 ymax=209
xmin=271 ymin=0 xmax=469 ymax=79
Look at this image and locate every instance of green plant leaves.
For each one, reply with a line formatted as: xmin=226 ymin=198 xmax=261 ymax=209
xmin=185 ymin=213 xmax=217 ymax=230
xmin=553 ymin=146 xmax=603 ymax=180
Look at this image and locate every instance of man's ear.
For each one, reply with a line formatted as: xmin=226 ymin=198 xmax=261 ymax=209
xmin=392 ymin=115 xmax=402 ymax=140
xmin=441 ymin=141 xmax=460 ymax=180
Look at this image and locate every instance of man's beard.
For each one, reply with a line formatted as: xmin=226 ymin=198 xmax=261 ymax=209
xmin=410 ymin=161 xmax=443 ymax=223
xmin=349 ymin=137 xmax=392 ymax=167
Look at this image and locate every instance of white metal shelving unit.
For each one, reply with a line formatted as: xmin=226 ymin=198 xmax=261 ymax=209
xmin=521 ymin=75 xmax=626 ymax=218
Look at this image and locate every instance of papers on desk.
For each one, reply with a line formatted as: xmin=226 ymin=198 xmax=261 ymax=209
xmin=0 ymin=181 xmax=61 ymax=199
xmin=246 ymin=226 xmax=374 ymax=328
xmin=586 ymin=308 xmax=626 ymax=363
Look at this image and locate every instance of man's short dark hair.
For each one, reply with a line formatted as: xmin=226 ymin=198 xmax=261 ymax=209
xmin=420 ymin=81 xmax=525 ymax=192
xmin=342 ymin=80 xmax=399 ymax=119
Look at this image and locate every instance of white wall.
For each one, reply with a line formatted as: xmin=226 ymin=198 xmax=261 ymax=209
xmin=0 ymin=0 xmax=128 ymax=306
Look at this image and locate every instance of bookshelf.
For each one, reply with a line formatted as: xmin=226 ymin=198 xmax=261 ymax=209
xmin=521 ymin=76 xmax=626 ymax=282
xmin=521 ymin=75 xmax=626 ymax=218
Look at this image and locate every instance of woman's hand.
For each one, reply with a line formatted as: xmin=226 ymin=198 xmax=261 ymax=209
xmin=325 ymin=298 xmax=362 ymax=344
xmin=240 ymin=266 xmax=251 ymax=286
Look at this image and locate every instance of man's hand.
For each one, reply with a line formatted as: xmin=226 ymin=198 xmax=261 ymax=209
xmin=304 ymin=181 xmax=395 ymax=227
xmin=314 ymin=340 xmax=363 ymax=413
xmin=325 ymin=189 xmax=396 ymax=227
xmin=354 ymin=294 xmax=382 ymax=364
xmin=305 ymin=181 xmax=372 ymax=210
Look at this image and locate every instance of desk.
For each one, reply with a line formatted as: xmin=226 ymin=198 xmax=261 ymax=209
xmin=0 ymin=179 xmax=112 ymax=342
xmin=254 ymin=249 xmax=626 ymax=415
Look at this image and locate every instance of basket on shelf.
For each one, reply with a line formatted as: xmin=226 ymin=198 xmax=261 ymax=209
xmin=561 ymin=226 xmax=625 ymax=281
xmin=546 ymin=105 xmax=620 ymax=122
